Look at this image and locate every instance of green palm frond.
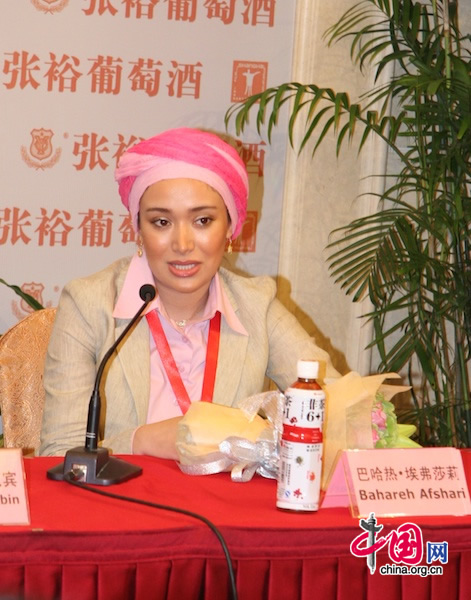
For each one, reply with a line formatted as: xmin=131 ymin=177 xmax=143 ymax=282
xmin=0 ymin=278 xmax=44 ymax=311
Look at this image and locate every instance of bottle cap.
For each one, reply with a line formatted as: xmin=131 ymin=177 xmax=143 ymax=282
xmin=297 ymin=359 xmax=319 ymax=380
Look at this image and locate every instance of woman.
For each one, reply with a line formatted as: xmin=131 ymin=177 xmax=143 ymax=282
xmin=39 ymin=128 xmax=339 ymax=458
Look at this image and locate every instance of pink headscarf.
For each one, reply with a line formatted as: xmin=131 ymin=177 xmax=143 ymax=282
xmin=114 ymin=128 xmax=249 ymax=238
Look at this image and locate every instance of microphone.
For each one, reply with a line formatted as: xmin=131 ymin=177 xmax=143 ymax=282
xmin=47 ymin=284 xmax=156 ymax=485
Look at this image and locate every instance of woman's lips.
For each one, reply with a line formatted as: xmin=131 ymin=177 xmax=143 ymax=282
xmin=168 ymin=262 xmax=201 ymax=277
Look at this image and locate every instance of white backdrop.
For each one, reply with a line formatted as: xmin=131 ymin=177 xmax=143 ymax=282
xmin=0 ymin=0 xmax=297 ymax=332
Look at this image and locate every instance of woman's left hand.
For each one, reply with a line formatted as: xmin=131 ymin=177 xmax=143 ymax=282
xmin=132 ymin=416 xmax=183 ymax=459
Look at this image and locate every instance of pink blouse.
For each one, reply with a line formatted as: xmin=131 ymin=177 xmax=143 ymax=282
xmin=113 ymin=254 xmax=247 ymax=424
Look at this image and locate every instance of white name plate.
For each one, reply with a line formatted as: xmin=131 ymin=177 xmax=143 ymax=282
xmin=335 ymin=448 xmax=471 ymax=517
xmin=0 ymin=448 xmax=30 ymax=525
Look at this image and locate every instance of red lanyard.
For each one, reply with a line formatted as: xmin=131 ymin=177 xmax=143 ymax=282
xmin=146 ymin=310 xmax=221 ymax=414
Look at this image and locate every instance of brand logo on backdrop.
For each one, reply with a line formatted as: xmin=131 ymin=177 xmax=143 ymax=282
xmin=11 ymin=282 xmax=52 ymax=320
xmin=231 ymin=61 xmax=268 ymax=102
xmin=21 ymin=129 xmax=61 ymax=170
xmin=31 ymin=0 xmax=69 ymax=14
xmin=232 ymin=210 xmax=258 ymax=253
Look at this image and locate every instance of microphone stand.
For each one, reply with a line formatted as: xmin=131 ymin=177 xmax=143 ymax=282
xmin=47 ymin=284 xmax=156 ymax=485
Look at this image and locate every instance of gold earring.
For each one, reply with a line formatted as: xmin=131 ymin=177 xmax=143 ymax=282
xmin=227 ymin=239 xmax=233 ymax=254
xmin=137 ymin=237 xmax=143 ymax=257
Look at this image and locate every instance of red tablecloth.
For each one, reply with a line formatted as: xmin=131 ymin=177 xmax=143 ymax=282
xmin=1 ymin=455 xmax=471 ymax=600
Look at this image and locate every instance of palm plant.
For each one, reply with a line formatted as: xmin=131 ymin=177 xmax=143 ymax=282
xmin=225 ymin=0 xmax=471 ymax=447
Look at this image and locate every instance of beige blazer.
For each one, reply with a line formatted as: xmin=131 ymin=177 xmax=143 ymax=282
xmin=40 ymin=257 xmax=338 ymax=456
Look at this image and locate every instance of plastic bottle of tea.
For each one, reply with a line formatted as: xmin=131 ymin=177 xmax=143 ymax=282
xmin=276 ymin=359 xmax=326 ymax=512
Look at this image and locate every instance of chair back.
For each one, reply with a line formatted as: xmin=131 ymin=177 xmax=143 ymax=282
xmin=0 ymin=308 xmax=56 ymax=455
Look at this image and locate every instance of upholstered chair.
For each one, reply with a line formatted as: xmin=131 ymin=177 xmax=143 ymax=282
xmin=0 ymin=308 xmax=56 ymax=455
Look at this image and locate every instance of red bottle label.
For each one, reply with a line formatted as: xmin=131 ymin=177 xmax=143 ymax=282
xmin=282 ymin=425 xmax=323 ymax=444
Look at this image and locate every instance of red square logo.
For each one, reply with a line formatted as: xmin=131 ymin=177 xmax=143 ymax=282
xmin=231 ymin=61 xmax=268 ymax=102
xmin=233 ymin=211 xmax=258 ymax=253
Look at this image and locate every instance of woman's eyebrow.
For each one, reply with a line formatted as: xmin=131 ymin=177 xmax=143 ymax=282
xmin=144 ymin=207 xmax=171 ymax=213
xmin=145 ymin=205 xmax=219 ymax=213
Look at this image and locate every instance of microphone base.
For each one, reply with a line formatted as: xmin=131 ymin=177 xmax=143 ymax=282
xmin=47 ymin=446 xmax=142 ymax=486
